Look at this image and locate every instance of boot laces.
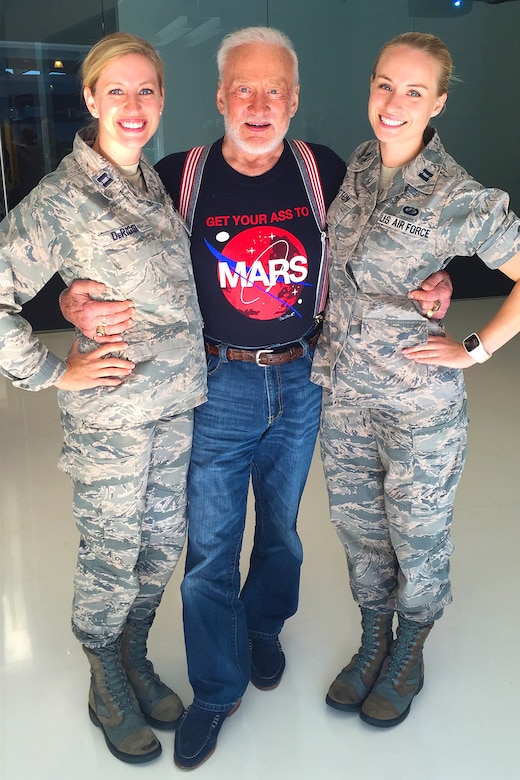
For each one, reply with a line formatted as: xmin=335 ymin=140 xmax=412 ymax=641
xmin=100 ymin=646 xmax=137 ymax=712
xmin=356 ymin=610 xmax=391 ymax=670
xmin=127 ymin=624 xmax=160 ymax=683
xmin=386 ymin=622 xmax=422 ymax=682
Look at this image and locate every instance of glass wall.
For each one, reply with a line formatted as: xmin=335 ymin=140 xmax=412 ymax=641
xmin=119 ymin=0 xmax=520 ymax=301
xmin=0 ymin=0 xmax=117 ymax=328
xmin=1 ymin=40 xmax=90 ymax=212
xmin=119 ymin=0 xmax=519 ymax=205
xmin=1 ymin=0 xmax=519 ymax=330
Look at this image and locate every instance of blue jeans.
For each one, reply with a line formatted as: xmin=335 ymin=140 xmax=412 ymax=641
xmin=181 ymin=345 xmax=322 ymax=710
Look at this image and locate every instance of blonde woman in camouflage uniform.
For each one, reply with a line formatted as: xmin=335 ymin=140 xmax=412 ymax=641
xmin=312 ymin=32 xmax=520 ymax=728
xmin=0 ymin=33 xmax=205 ymax=763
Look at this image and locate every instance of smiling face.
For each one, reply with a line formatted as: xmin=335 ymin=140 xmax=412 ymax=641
xmin=368 ymin=44 xmax=447 ymax=166
xmin=84 ymin=52 xmax=164 ymax=167
xmin=217 ymin=42 xmax=299 ymax=164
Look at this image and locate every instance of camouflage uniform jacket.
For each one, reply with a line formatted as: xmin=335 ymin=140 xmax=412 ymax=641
xmin=312 ymin=127 xmax=520 ymax=411
xmin=0 ymin=127 xmax=206 ymax=425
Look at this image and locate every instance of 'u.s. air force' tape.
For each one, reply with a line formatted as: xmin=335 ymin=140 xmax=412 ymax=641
xmin=378 ymin=212 xmax=431 ymax=239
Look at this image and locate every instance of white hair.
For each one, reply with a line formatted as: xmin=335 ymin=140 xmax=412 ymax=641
xmin=217 ymin=26 xmax=299 ymax=85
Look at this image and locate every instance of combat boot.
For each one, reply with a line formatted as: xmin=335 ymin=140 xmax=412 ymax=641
xmin=360 ymin=616 xmax=433 ymax=727
xmin=120 ymin=619 xmax=184 ymax=730
xmin=326 ymin=607 xmax=393 ymax=711
xmin=83 ymin=642 xmax=162 ymax=763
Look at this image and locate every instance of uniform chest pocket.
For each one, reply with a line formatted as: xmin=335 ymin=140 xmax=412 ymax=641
xmin=327 ymin=184 xmax=361 ymax=229
xmin=97 ymin=222 xmax=164 ymax=270
xmin=363 ymin=209 xmax=438 ymax=262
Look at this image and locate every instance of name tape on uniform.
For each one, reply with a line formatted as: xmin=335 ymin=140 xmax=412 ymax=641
xmin=378 ymin=212 xmax=431 ymax=239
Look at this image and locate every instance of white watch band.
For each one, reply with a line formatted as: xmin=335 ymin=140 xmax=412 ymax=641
xmin=463 ymin=333 xmax=491 ymax=363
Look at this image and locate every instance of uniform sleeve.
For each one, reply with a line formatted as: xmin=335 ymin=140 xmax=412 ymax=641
xmin=437 ymin=180 xmax=520 ymax=269
xmin=0 ymin=185 xmax=72 ymax=390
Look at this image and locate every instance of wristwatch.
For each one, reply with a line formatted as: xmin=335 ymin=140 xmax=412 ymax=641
xmin=462 ymin=332 xmax=491 ymax=363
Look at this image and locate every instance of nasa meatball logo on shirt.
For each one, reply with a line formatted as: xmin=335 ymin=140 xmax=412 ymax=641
xmin=203 ymin=209 xmax=311 ymax=321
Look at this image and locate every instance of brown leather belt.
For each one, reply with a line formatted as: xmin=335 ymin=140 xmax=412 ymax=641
xmin=205 ymin=331 xmax=320 ymax=366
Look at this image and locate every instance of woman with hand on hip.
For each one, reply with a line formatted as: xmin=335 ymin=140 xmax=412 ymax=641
xmin=312 ymin=32 xmax=520 ymax=728
xmin=0 ymin=33 xmax=205 ymax=762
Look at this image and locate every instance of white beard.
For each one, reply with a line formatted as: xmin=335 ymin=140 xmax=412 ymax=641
xmin=223 ymin=114 xmax=290 ymax=157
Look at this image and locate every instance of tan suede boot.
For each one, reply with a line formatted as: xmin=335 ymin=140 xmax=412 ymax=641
xmin=120 ymin=620 xmax=184 ymax=730
xmin=326 ymin=607 xmax=394 ymax=711
xmin=83 ymin=642 xmax=161 ymax=763
xmin=360 ymin=616 xmax=433 ymax=727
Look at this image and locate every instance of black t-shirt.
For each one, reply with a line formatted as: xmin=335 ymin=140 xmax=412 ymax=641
xmin=156 ymin=138 xmax=345 ymax=348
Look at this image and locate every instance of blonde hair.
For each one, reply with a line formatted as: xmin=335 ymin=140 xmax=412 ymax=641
xmin=81 ymin=32 xmax=164 ymax=94
xmin=372 ymin=32 xmax=453 ymax=96
xmin=217 ymin=26 xmax=299 ymax=86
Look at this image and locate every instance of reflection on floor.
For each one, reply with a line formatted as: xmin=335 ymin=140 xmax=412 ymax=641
xmin=1 ymin=298 xmax=519 ymax=780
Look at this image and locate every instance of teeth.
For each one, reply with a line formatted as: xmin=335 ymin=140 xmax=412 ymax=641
xmin=121 ymin=121 xmax=145 ymax=129
xmin=380 ymin=116 xmax=404 ymax=127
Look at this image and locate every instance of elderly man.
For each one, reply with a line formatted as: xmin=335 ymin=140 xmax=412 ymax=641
xmin=60 ymin=26 xmax=451 ymax=770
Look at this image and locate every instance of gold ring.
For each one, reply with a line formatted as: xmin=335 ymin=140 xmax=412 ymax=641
xmin=95 ymin=324 xmax=106 ymax=337
xmin=426 ymin=300 xmax=441 ymax=318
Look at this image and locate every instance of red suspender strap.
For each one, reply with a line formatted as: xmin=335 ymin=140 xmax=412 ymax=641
xmin=288 ymin=139 xmax=329 ymax=316
xmin=288 ymin=139 xmax=327 ymax=229
xmin=178 ymin=145 xmax=211 ymax=231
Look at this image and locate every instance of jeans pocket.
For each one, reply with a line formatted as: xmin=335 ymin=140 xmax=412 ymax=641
xmin=207 ymin=352 xmax=223 ymax=376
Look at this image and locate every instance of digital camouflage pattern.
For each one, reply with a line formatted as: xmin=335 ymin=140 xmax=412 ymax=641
xmin=0 ymin=126 xmax=206 ymax=415
xmin=312 ymin=127 xmax=520 ymax=405
xmin=66 ymin=410 xmax=193 ymax=646
xmin=313 ymin=127 xmax=520 ymax=623
xmin=0 ymin=127 xmax=206 ymax=645
xmin=320 ymin=400 xmax=467 ymax=623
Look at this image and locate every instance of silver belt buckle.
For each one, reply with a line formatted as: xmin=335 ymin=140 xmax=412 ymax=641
xmin=255 ymin=348 xmax=274 ymax=366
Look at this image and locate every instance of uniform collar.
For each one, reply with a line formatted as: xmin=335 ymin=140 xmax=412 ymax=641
xmin=400 ymin=127 xmax=445 ymax=193
xmin=351 ymin=126 xmax=446 ymax=194
xmin=72 ymin=126 xmax=162 ymax=201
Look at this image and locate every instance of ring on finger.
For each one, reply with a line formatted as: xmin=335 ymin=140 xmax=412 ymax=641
xmin=101 ymin=315 xmax=108 ymax=326
xmin=95 ymin=324 xmax=106 ymax=337
xmin=426 ymin=299 xmax=441 ymax=318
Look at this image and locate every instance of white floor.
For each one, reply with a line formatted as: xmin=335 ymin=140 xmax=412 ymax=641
xmin=1 ymin=297 xmax=519 ymax=780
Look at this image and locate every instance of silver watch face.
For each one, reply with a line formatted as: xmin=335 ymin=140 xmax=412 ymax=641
xmin=464 ymin=334 xmax=480 ymax=352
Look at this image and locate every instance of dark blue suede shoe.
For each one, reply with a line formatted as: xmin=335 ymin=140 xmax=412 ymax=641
xmin=174 ymin=701 xmax=240 ymax=769
xmin=249 ymin=637 xmax=286 ymax=691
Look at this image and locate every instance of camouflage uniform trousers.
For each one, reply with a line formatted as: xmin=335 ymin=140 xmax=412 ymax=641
xmin=320 ymin=396 xmax=467 ymax=624
xmin=59 ymin=409 xmax=193 ymax=648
